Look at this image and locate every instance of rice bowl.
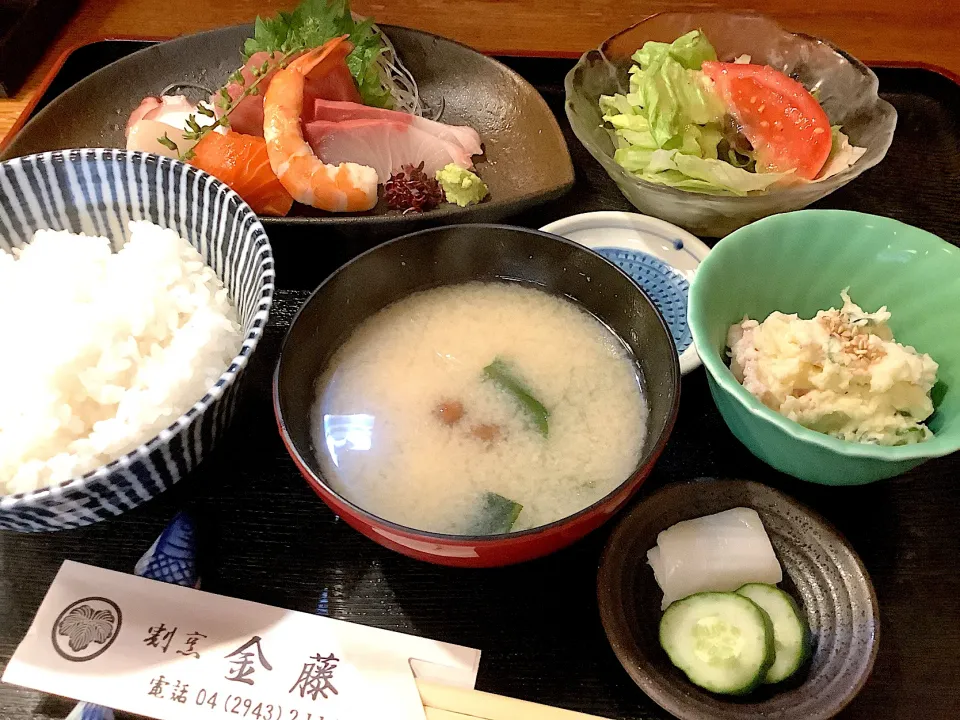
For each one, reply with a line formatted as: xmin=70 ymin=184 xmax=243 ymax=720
xmin=0 ymin=149 xmax=273 ymax=532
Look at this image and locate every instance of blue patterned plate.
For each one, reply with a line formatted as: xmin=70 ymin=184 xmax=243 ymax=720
xmin=541 ymin=211 xmax=710 ymax=374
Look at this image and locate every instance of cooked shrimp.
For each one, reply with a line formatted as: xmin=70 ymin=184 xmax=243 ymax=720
xmin=262 ymin=36 xmax=379 ymax=212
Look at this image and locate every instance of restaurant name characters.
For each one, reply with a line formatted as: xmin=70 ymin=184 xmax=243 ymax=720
xmin=4 ymin=562 xmax=481 ymax=720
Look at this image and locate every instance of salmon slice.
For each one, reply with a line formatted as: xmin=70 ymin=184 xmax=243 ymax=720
xmin=303 ymin=118 xmax=475 ymax=179
xmin=215 ymin=50 xmax=362 ymax=137
xmin=308 ymin=99 xmax=483 ymax=156
xmin=189 ymin=131 xmax=294 ymax=217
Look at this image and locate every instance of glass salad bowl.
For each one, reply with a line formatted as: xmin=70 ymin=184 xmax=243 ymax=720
xmin=565 ymin=11 xmax=898 ymax=237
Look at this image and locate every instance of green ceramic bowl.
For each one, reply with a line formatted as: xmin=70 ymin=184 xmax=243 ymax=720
xmin=689 ymin=210 xmax=960 ymax=485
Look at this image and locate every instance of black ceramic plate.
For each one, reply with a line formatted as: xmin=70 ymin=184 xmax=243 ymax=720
xmin=0 ymin=24 xmax=574 ymax=232
xmin=598 ymin=478 xmax=880 ymax=720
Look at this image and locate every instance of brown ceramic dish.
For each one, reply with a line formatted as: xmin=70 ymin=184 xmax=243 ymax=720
xmin=0 ymin=24 xmax=574 ymax=232
xmin=598 ymin=478 xmax=879 ymax=720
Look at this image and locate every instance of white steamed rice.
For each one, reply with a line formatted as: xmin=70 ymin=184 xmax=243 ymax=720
xmin=0 ymin=221 xmax=242 ymax=495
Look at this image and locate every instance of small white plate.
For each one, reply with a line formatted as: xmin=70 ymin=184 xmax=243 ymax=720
xmin=540 ymin=211 xmax=710 ymax=375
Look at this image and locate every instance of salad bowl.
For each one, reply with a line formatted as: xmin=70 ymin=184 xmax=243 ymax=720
xmin=565 ymin=11 xmax=898 ymax=237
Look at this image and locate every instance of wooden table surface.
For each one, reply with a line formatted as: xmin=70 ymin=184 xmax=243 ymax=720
xmin=1 ymin=0 xmax=959 ymax=140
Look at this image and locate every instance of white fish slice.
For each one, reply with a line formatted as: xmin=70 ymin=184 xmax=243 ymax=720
xmin=648 ymin=507 xmax=782 ymax=610
xmin=311 ymin=99 xmax=483 ymax=156
xmin=303 ymin=118 xmax=475 ymax=179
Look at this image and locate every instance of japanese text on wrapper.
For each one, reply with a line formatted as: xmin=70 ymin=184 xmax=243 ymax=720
xmin=145 ymin=633 xmax=342 ymax=720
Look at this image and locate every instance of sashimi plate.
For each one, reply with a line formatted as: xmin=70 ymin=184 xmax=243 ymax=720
xmin=1 ymin=24 xmax=574 ymax=232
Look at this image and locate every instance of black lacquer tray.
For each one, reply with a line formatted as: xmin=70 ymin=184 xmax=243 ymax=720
xmin=1 ymin=41 xmax=959 ymax=720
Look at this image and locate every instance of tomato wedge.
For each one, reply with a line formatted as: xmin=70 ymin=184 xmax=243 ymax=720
xmin=701 ymin=62 xmax=831 ymax=180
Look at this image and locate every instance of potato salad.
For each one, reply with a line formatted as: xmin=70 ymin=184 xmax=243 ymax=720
xmin=727 ymin=291 xmax=938 ymax=445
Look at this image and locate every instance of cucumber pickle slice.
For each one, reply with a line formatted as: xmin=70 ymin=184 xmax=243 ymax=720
xmin=659 ymin=591 xmax=775 ymax=695
xmin=736 ymin=583 xmax=812 ymax=683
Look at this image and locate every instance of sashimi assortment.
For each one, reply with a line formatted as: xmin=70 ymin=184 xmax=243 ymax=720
xmin=648 ymin=508 xmax=813 ymax=696
xmin=123 ymin=0 xmax=487 ymax=216
xmin=599 ymin=30 xmax=867 ymax=195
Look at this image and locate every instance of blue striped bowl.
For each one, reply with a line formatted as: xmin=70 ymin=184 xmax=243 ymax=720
xmin=0 ymin=149 xmax=274 ymax=531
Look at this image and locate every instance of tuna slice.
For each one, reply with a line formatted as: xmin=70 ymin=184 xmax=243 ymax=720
xmin=303 ymin=119 xmax=476 ymax=179
xmin=215 ymin=50 xmax=362 ymax=137
xmin=309 ymin=99 xmax=482 ymax=156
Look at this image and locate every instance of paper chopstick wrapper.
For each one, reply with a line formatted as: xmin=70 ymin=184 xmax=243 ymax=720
xmin=3 ymin=560 xmax=480 ymax=720
xmin=66 ymin=512 xmax=200 ymax=720
xmin=417 ymin=680 xmax=612 ymax=720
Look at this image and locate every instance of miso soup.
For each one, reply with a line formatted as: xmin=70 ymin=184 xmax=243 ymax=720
xmin=311 ymin=281 xmax=647 ymax=535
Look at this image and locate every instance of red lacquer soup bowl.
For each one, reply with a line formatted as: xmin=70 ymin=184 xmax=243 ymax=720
xmin=273 ymin=224 xmax=680 ymax=567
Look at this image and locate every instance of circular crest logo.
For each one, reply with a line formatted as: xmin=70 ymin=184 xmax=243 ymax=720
xmin=51 ymin=597 xmax=122 ymax=662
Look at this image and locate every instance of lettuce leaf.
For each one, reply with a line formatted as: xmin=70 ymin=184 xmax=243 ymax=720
xmin=815 ymin=126 xmax=868 ymax=181
xmin=242 ymin=0 xmax=392 ymax=108
xmin=626 ymin=30 xmax=725 ymax=147
xmin=632 ymin=29 xmax=718 ymax=71
xmin=670 ymin=151 xmax=789 ymax=194
xmin=621 ymin=149 xmax=788 ymax=195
